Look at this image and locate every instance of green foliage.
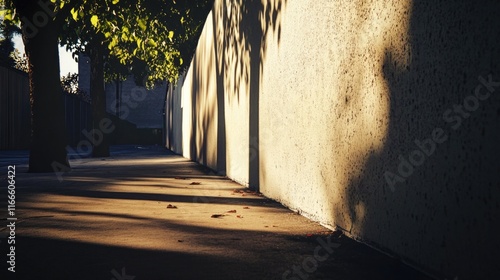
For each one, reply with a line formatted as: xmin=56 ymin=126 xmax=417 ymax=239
xmin=90 ymin=14 xmax=98 ymax=27
xmin=0 ymin=0 xmax=17 ymax=23
xmin=61 ymin=72 xmax=90 ymax=101
xmin=60 ymin=0 xmax=212 ymax=88
xmin=0 ymin=16 xmax=20 ymax=67
xmin=100 ymin=0 xmax=211 ymax=86
xmin=2 ymin=0 xmax=212 ymax=87
xmin=11 ymin=48 xmax=28 ymax=72
xmin=60 ymin=72 xmax=79 ymax=93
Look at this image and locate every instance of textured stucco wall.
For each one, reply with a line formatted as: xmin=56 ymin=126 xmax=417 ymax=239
xmin=166 ymin=0 xmax=500 ymax=278
xmin=176 ymin=14 xmax=220 ymax=170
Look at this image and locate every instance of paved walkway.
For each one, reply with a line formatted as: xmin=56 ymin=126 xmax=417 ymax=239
xmin=1 ymin=146 xmax=432 ymax=280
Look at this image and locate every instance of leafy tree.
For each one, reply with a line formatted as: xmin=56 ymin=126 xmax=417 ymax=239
xmin=60 ymin=72 xmax=78 ymax=93
xmin=66 ymin=0 xmax=211 ymax=87
xmin=1 ymin=0 xmax=211 ymax=172
xmin=0 ymin=17 xmax=20 ymax=67
xmin=61 ymin=72 xmax=89 ymax=101
xmin=10 ymin=48 xmax=28 ymax=72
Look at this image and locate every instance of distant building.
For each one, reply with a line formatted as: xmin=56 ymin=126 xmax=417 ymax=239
xmin=78 ymin=54 xmax=166 ymax=130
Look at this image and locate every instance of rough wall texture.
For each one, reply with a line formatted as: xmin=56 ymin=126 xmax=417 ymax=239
xmin=165 ymin=0 xmax=500 ymax=278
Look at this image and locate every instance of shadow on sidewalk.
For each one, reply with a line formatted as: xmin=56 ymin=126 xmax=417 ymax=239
xmin=1 ymin=146 xmax=433 ymax=280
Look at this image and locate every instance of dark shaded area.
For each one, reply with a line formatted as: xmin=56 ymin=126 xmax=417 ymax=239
xmin=0 ymin=228 xmax=433 ymax=280
xmin=39 ymin=189 xmax=280 ymax=208
xmin=0 ymin=74 xmax=161 ymax=151
xmin=63 ymin=93 xmax=92 ymax=147
xmin=212 ymin=7 xmax=226 ymax=175
xmin=164 ymin=83 xmax=176 ymax=150
xmin=6 ymin=236 xmax=284 ymax=280
xmin=13 ymin=1 xmax=70 ymax=172
xmin=245 ymin=0 xmax=262 ymax=191
xmin=108 ymin=116 xmax=163 ymax=146
xmin=89 ymin=36 xmax=110 ymax=158
xmin=0 ymin=229 xmax=433 ymax=280
xmin=292 ymin=234 xmax=432 ymax=280
xmin=0 ymin=64 xmax=31 ymax=150
xmin=190 ymin=56 xmax=200 ymax=163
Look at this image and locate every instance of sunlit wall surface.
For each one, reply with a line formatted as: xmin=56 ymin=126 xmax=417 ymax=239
xmin=165 ymin=0 xmax=500 ymax=278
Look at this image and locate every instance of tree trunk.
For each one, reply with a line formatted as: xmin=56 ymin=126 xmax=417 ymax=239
xmin=17 ymin=2 xmax=70 ymax=173
xmin=89 ymin=37 xmax=110 ymax=157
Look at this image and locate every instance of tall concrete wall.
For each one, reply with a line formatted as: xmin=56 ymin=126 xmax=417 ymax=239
xmin=165 ymin=0 xmax=500 ymax=278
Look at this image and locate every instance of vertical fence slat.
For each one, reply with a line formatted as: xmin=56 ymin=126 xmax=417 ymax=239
xmin=1 ymin=65 xmax=91 ymax=150
xmin=0 ymin=65 xmax=30 ymax=150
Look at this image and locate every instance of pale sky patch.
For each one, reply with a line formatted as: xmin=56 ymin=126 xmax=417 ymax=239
xmin=13 ymin=34 xmax=78 ymax=77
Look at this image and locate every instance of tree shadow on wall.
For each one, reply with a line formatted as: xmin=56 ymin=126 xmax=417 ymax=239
xmin=328 ymin=1 xmax=500 ymax=279
xmin=189 ymin=0 xmax=287 ymax=189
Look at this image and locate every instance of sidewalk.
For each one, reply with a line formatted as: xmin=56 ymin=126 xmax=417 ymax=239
xmin=1 ymin=146 xmax=432 ymax=280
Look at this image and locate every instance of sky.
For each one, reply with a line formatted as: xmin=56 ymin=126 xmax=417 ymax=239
xmin=13 ymin=34 xmax=79 ymax=77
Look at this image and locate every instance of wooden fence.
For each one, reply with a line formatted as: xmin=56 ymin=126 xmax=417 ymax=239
xmin=0 ymin=64 xmax=31 ymax=150
xmin=1 ymin=64 xmax=93 ymax=150
xmin=64 ymin=93 xmax=92 ymax=147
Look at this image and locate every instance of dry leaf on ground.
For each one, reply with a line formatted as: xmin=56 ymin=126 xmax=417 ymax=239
xmin=211 ymin=214 xmax=225 ymax=218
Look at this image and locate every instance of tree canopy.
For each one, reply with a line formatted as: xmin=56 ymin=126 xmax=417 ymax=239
xmin=2 ymin=0 xmax=212 ymax=85
xmin=0 ymin=17 xmax=20 ymax=67
xmin=61 ymin=0 xmax=211 ymax=87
